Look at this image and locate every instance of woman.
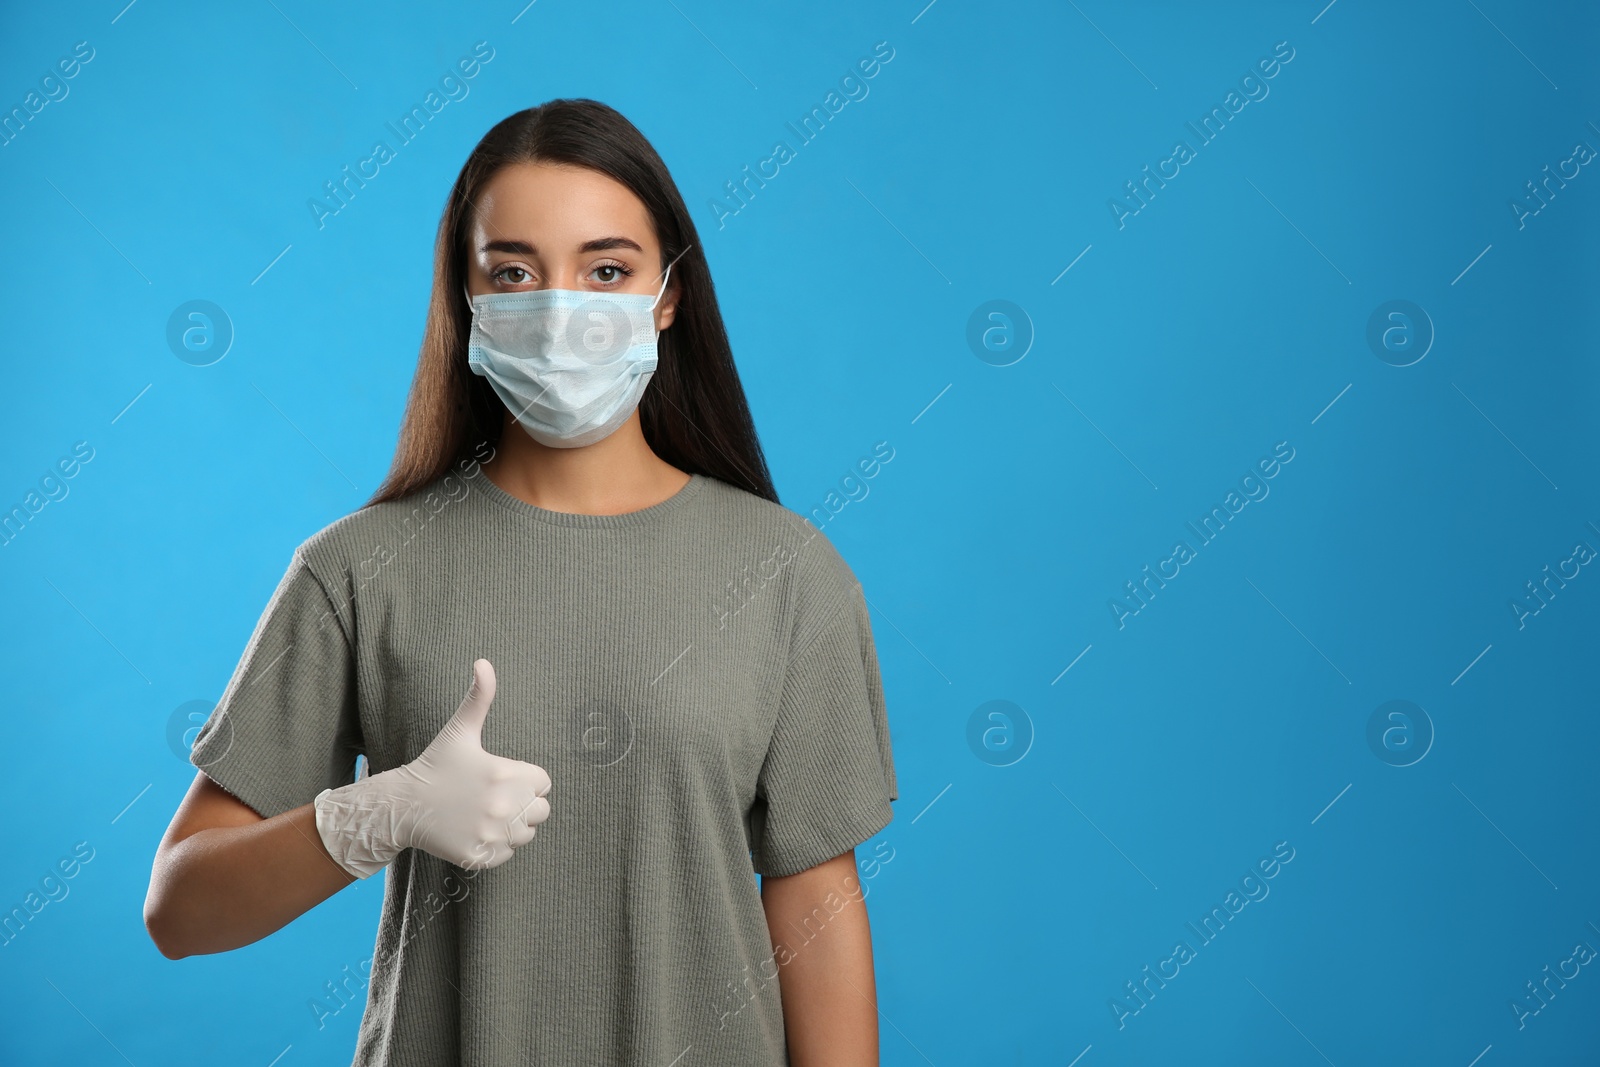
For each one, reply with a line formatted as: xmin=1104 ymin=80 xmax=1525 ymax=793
xmin=143 ymin=98 xmax=899 ymax=1067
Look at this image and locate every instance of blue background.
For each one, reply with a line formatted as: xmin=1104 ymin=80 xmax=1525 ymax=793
xmin=3 ymin=0 xmax=1598 ymax=1063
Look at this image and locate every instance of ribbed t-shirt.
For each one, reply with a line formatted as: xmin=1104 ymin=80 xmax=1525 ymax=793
xmin=187 ymin=458 xmax=898 ymax=1066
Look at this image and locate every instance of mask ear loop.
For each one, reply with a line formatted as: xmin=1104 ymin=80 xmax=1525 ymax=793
xmin=649 ymin=263 xmax=672 ymax=311
xmin=648 ymin=244 xmax=692 ymax=339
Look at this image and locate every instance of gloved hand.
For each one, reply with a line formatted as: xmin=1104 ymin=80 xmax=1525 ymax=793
xmin=313 ymin=658 xmax=551 ymax=879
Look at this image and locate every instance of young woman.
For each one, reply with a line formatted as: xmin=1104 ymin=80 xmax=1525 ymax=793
xmin=143 ymin=99 xmax=899 ymax=1066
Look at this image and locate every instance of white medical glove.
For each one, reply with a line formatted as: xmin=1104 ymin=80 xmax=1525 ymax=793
xmin=313 ymin=658 xmax=551 ymax=879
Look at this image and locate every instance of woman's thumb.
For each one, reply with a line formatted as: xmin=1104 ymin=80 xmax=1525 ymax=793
xmin=447 ymin=657 xmax=497 ymax=744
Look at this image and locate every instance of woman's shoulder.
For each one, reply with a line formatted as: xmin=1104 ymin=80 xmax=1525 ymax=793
xmin=696 ymin=471 xmax=849 ymax=560
xmin=285 ymin=476 xmax=471 ymax=581
xmin=695 ymin=472 xmax=862 ymax=628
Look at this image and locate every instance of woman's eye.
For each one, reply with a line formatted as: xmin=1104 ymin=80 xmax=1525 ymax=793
xmin=493 ymin=266 xmax=530 ymax=285
xmin=591 ymin=262 xmax=635 ymax=285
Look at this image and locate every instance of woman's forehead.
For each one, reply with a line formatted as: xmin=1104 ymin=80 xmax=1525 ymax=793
xmin=473 ymin=162 xmax=654 ymax=252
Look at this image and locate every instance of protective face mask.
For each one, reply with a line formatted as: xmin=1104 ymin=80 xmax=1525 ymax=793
xmin=463 ymin=263 xmax=673 ymax=448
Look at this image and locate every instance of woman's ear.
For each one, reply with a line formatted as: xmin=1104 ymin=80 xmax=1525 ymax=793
xmin=655 ymin=283 xmax=681 ymax=332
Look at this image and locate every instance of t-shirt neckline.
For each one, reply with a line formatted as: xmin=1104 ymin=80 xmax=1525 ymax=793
xmin=471 ymin=468 xmax=707 ymax=528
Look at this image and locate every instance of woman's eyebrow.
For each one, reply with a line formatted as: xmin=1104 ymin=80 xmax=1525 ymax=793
xmin=480 ymin=236 xmax=645 ymax=255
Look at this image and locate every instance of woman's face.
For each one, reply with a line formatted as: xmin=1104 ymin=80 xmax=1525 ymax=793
xmin=465 ymin=161 xmax=679 ymax=333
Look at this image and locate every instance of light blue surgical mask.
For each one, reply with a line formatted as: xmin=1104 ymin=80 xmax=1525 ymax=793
xmin=463 ymin=263 xmax=673 ymax=448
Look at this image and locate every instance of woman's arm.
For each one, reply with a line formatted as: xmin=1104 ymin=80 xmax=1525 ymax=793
xmin=760 ymin=849 xmax=881 ymax=1066
xmin=144 ymin=771 xmax=356 ymax=959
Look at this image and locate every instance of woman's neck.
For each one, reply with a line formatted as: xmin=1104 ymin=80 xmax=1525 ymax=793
xmin=481 ymin=413 xmax=689 ymax=516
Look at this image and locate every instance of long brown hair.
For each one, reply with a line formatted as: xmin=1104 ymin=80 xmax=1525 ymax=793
xmin=366 ymin=98 xmax=777 ymax=507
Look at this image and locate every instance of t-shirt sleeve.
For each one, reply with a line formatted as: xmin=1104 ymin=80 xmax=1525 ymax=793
xmin=188 ymin=548 xmax=363 ymax=820
xmin=749 ymin=580 xmax=898 ymax=878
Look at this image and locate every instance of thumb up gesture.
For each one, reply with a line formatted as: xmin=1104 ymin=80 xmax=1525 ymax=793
xmin=314 ymin=659 xmax=552 ymax=879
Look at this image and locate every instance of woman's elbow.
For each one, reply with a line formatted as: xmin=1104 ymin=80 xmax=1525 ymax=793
xmin=143 ymin=860 xmax=189 ymax=960
xmin=145 ymin=910 xmax=187 ymax=961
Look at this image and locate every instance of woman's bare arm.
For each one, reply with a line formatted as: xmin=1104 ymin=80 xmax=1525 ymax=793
xmin=761 ymin=849 xmax=881 ymax=1066
xmin=144 ymin=771 xmax=356 ymax=959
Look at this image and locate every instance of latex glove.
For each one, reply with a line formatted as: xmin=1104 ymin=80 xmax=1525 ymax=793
xmin=313 ymin=658 xmax=551 ymax=878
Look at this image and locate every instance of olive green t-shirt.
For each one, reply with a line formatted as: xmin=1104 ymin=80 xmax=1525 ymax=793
xmin=188 ymin=460 xmax=898 ymax=1066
